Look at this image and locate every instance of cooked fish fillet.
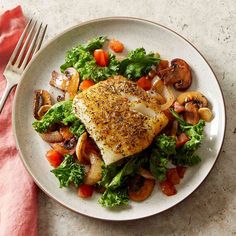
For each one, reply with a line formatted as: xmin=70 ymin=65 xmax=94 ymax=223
xmin=73 ymin=76 xmax=168 ymax=165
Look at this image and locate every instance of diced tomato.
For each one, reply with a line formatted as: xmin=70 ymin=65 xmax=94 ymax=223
xmin=173 ymin=101 xmax=185 ymax=113
xmin=109 ymin=39 xmax=124 ymax=53
xmin=94 ymin=49 xmax=109 ymax=67
xmin=166 ymin=168 xmax=180 ymax=185
xmin=159 ymin=180 xmax=177 ymax=196
xmin=79 ymin=80 xmax=95 ymax=91
xmin=176 ymin=133 xmax=190 ymax=148
xmin=46 ymin=150 xmax=63 ymax=168
xmin=176 ymin=166 xmax=187 ymax=179
xmin=78 ymin=184 xmax=94 ymax=198
xmin=137 ymin=76 xmax=152 ymax=91
xmin=157 ymin=60 xmax=169 ymax=72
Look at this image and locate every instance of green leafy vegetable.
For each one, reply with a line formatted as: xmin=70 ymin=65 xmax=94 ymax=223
xmin=32 ymin=100 xmax=85 ymax=138
xmin=170 ymin=109 xmax=205 ymax=166
xmin=60 ymin=36 xmax=120 ymax=83
xmin=108 ymin=154 xmax=147 ymax=189
xmin=119 ymin=48 xmax=160 ymax=80
xmin=155 ymin=134 xmax=176 ymax=156
xmin=99 ymin=163 xmax=121 ymax=188
xmin=69 ymin=120 xmax=85 ymax=139
xmin=98 ymin=188 xmax=129 ymax=208
xmin=51 ymin=154 xmax=85 ymax=188
xmin=150 ymin=148 xmax=169 ymax=181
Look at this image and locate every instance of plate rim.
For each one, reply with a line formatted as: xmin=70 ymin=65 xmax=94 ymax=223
xmin=12 ymin=16 xmax=226 ymax=221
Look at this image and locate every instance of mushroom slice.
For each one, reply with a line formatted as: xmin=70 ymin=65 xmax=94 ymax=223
xmin=49 ymin=71 xmax=69 ymax=91
xmin=177 ymin=91 xmax=208 ymax=107
xmin=183 ymin=102 xmax=200 ymax=125
xmin=159 ymin=58 xmax=192 ymax=91
xmin=84 ymin=153 xmax=103 ymax=185
xmin=198 ymin=107 xmax=213 ymax=122
xmin=138 ymin=167 xmax=155 ymax=180
xmin=128 ymin=175 xmax=155 ymax=202
xmin=65 ymin=68 xmax=80 ymax=99
xmin=33 ymin=90 xmax=52 ymax=120
xmin=37 ymin=105 xmax=52 ymax=119
xmin=76 ymin=132 xmax=90 ymax=164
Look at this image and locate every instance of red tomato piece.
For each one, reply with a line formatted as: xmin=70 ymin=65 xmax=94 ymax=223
xmin=79 ymin=79 xmax=95 ymax=91
xmin=166 ymin=168 xmax=180 ymax=185
xmin=176 ymin=132 xmax=190 ymax=148
xmin=109 ymin=39 xmax=124 ymax=53
xmin=137 ymin=76 xmax=152 ymax=91
xmin=159 ymin=180 xmax=177 ymax=196
xmin=94 ymin=49 xmax=109 ymax=67
xmin=173 ymin=101 xmax=185 ymax=113
xmin=46 ymin=150 xmax=63 ymax=168
xmin=176 ymin=166 xmax=187 ymax=178
xmin=78 ymin=184 xmax=94 ymax=198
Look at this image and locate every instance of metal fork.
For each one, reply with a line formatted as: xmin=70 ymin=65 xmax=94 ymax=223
xmin=0 ymin=19 xmax=47 ymax=113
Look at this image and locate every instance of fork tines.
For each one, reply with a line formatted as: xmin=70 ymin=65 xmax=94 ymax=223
xmin=8 ymin=19 xmax=47 ymax=71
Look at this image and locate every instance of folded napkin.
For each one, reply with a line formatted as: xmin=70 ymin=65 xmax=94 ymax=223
xmin=0 ymin=6 xmax=38 ymax=236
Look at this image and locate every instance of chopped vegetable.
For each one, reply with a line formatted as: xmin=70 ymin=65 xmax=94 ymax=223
xmin=78 ymin=184 xmax=94 ymax=198
xmin=136 ymin=76 xmax=152 ymax=91
xmin=119 ymin=48 xmax=160 ymax=80
xmin=176 ymin=166 xmax=186 ymax=178
xmin=51 ymin=154 xmax=85 ymax=188
xmin=166 ymin=168 xmax=180 ymax=185
xmin=99 ymin=188 xmax=129 ymax=207
xmin=79 ymin=79 xmax=95 ymax=91
xmin=46 ymin=150 xmax=64 ymax=168
xmin=109 ymin=39 xmax=124 ymax=53
xmin=60 ymin=36 xmax=120 ymax=83
xmin=94 ymin=49 xmax=109 ymax=67
xmin=69 ymin=120 xmax=85 ymax=139
xmin=155 ymin=134 xmax=176 ymax=156
xmin=176 ymin=132 xmax=189 ymax=148
xmin=159 ymin=180 xmax=177 ymax=196
xmin=128 ymin=176 xmax=155 ymax=202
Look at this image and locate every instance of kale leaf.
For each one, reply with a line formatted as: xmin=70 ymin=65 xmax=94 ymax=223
xmin=98 ymin=187 xmax=129 ymax=208
xmin=170 ymin=109 xmax=205 ymax=166
xmin=51 ymin=154 xmax=85 ymax=188
xmin=32 ymin=100 xmax=85 ymax=138
xmin=119 ymin=48 xmax=160 ymax=80
xmin=155 ymin=134 xmax=176 ymax=156
xmin=60 ymin=36 xmax=120 ymax=83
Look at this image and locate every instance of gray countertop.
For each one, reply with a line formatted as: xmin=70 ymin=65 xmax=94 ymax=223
xmin=1 ymin=0 xmax=236 ymax=235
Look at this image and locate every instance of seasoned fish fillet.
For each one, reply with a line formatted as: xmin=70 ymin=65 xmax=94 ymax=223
xmin=73 ymin=76 xmax=168 ymax=165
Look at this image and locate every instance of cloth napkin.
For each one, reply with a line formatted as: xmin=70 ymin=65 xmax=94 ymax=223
xmin=0 ymin=6 xmax=38 ymax=236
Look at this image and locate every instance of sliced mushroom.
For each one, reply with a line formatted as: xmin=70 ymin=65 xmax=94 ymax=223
xmin=50 ymin=68 xmax=80 ymax=99
xmin=49 ymin=71 xmax=69 ymax=91
xmin=37 ymin=105 xmax=52 ymax=118
xmin=84 ymin=153 xmax=103 ymax=185
xmin=176 ymin=91 xmax=208 ymax=107
xmin=198 ymin=107 xmax=213 ymax=122
xmin=184 ymin=102 xmax=200 ymax=125
xmin=128 ymin=175 xmax=155 ymax=202
xmin=76 ymin=132 xmax=90 ymax=164
xmin=65 ymin=68 xmax=80 ymax=99
xmin=39 ymin=131 xmax=63 ymax=143
xmin=33 ymin=90 xmax=52 ymax=120
xmin=159 ymin=58 xmax=192 ymax=91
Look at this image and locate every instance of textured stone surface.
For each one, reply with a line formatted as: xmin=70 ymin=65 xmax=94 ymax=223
xmin=1 ymin=0 xmax=236 ymax=235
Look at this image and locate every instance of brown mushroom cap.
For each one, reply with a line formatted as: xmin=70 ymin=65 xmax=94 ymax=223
xmin=159 ymin=58 xmax=192 ymax=91
xmin=177 ymin=91 xmax=208 ymax=107
xmin=33 ymin=90 xmax=52 ymax=120
xmin=183 ymin=102 xmax=200 ymax=125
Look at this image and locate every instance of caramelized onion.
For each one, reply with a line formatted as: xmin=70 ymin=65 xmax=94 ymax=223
xmin=39 ymin=131 xmax=63 ymax=143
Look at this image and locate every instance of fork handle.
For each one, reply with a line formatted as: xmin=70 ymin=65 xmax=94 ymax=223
xmin=0 ymin=81 xmax=15 ymax=114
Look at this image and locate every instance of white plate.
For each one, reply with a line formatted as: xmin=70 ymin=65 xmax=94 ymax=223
xmin=13 ymin=17 xmax=226 ymax=221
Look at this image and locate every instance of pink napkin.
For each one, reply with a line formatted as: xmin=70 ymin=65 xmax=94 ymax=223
xmin=0 ymin=6 xmax=38 ymax=236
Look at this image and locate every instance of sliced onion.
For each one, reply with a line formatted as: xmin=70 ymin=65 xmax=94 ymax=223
xmin=39 ymin=131 xmax=64 ymax=143
xmin=151 ymin=79 xmax=175 ymax=111
xmin=50 ymin=142 xmax=76 ymax=155
xmin=37 ymin=105 xmax=52 ymax=119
